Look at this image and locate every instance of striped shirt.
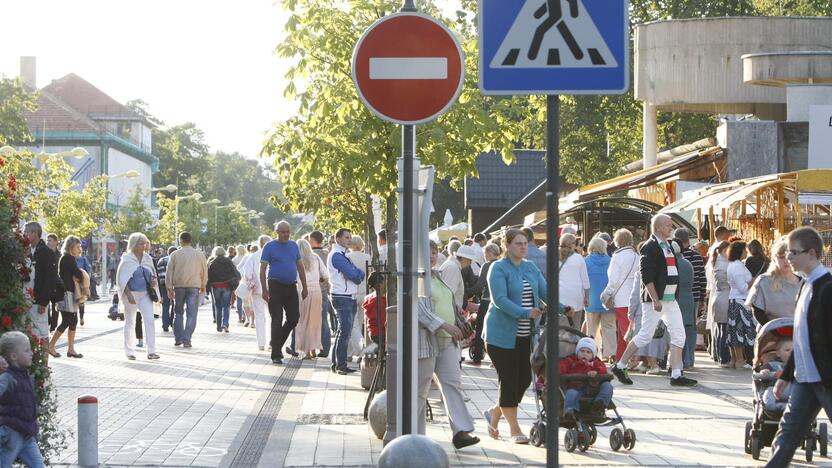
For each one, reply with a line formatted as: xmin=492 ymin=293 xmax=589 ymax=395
xmin=517 ymin=280 xmax=533 ymax=337
xmin=658 ymin=238 xmax=678 ymax=301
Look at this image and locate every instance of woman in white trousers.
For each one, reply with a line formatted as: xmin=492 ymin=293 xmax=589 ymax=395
xmin=244 ymin=235 xmax=273 ymax=350
xmin=117 ymin=233 xmax=160 ymax=360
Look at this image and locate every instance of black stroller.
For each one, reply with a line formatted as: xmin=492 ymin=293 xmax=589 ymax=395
xmin=529 ymin=326 xmax=636 ymax=452
xmin=744 ymin=317 xmax=828 ymax=461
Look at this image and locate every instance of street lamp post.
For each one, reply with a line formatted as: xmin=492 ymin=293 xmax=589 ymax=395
xmin=99 ymin=170 xmax=140 ymax=294
xmin=199 ymin=199 xmax=221 ymax=246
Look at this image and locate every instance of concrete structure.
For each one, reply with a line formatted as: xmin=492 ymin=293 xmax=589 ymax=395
xmin=634 ymin=17 xmax=832 ymax=168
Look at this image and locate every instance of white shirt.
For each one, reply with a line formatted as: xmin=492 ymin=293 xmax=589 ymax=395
xmin=603 ymin=247 xmax=638 ymax=308
xmin=327 ymin=244 xmax=359 ymax=296
xmin=437 ymin=256 xmax=465 ymax=309
xmin=559 ymin=253 xmax=589 ymax=310
xmin=347 ymin=250 xmax=372 ymax=297
xmin=727 ymin=260 xmax=752 ymax=301
xmin=471 ymin=243 xmax=486 ymax=268
xmin=242 ymin=250 xmax=264 ymax=294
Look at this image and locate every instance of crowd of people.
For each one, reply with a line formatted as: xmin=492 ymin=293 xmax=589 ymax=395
xmin=8 ymin=215 xmax=832 ymax=466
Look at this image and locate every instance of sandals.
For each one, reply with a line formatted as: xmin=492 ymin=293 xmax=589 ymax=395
xmin=510 ymin=434 xmax=529 ymax=444
xmin=483 ymin=409 xmax=499 ymax=439
xmin=48 ymin=350 xmax=60 ymax=358
xmin=66 ymin=351 xmax=83 ymax=358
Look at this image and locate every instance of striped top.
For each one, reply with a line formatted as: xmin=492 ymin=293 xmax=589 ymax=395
xmin=658 ymin=238 xmax=678 ymax=301
xmin=517 ymin=280 xmax=533 ymax=337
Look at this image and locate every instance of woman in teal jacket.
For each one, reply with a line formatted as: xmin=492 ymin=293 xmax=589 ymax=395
xmin=483 ymin=229 xmax=546 ymax=444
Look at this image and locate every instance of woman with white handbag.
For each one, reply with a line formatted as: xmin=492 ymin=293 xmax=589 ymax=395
xmin=48 ymin=236 xmax=87 ymax=358
xmin=117 ymin=233 xmax=161 ymax=360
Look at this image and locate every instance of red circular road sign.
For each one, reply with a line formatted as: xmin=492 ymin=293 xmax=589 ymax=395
xmin=352 ymin=12 xmax=465 ymax=125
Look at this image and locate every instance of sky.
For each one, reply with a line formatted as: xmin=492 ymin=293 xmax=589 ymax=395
xmin=0 ymin=0 xmax=464 ymax=159
xmin=0 ymin=0 xmax=293 ymax=158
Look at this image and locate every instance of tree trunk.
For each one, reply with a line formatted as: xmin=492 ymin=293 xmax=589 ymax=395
xmin=385 ymin=190 xmax=397 ymax=307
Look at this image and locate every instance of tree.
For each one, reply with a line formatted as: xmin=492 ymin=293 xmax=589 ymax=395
xmin=0 ymin=78 xmax=37 ymax=147
xmin=110 ymin=186 xmax=154 ymax=243
xmin=45 ymin=176 xmax=110 ymax=240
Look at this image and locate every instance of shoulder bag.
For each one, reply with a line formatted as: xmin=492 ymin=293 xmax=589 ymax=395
xmin=141 ymin=266 xmax=160 ymax=303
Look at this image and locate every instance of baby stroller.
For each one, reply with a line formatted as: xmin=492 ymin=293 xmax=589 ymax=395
xmin=744 ymin=317 xmax=828 ymax=461
xmin=529 ymin=326 xmax=636 ymax=452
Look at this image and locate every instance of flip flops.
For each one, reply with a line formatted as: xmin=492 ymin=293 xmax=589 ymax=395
xmin=483 ymin=409 xmax=499 ymax=439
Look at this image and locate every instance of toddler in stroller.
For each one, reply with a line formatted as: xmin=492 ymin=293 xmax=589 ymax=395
xmin=744 ymin=317 xmax=828 ymax=461
xmin=528 ymin=326 xmax=635 ymax=452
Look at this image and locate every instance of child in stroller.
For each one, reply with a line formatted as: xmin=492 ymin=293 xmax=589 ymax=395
xmin=752 ymin=337 xmax=792 ymax=414
xmin=745 ymin=317 xmax=828 ymax=461
xmin=528 ymin=326 xmax=635 ymax=452
xmin=561 ymin=337 xmax=613 ymax=418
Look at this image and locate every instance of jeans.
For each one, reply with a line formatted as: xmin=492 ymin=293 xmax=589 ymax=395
xmin=236 ymin=296 xmax=244 ymax=321
xmin=213 ymin=287 xmax=231 ymax=330
xmin=712 ymin=322 xmax=731 ymax=365
xmin=564 ymin=381 xmax=614 ymax=414
xmin=160 ymin=282 xmax=173 ymax=331
xmin=0 ymin=425 xmax=44 ymax=468
xmin=470 ymin=299 xmax=489 ymax=362
xmin=267 ymin=280 xmax=300 ymax=361
xmin=330 ymin=295 xmax=356 ymax=370
xmin=683 ymin=324 xmax=697 ymax=369
xmin=320 ymin=293 xmax=332 ymax=356
xmin=174 ymin=287 xmax=200 ymax=345
xmin=210 ymin=289 xmax=218 ymax=323
xmin=767 ymin=382 xmax=832 ymax=467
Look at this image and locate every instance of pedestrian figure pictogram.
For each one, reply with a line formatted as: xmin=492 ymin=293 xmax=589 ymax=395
xmin=490 ymin=0 xmax=617 ymax=69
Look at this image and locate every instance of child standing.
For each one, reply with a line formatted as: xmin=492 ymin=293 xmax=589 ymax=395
xmin=753 ymin=338 xmax=793 ymax=413
xmin=0 ymin=331 xmax=44 ymax=467
xmin=362 ymin=272 xmax=386 ymax=346
xmin=560 ymin=337 xmax=614 ymax=418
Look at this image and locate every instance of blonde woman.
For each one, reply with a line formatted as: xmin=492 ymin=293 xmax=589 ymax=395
xmin=746 ymin=238 xmax=801 ymax=326
xmin=243 ymin=236 xmax=272 ymax=350
xmin=233 ymin=243 xmax=248 ymax=322
xmin=117 ymin=233 xmax=161 ymax=360
xmin=558 ymin=233 xmax=589 ymax=330
xmin=296 ymin=239 xmax=328 ymax=358
xmin=48 ymin=236 xmax=87 ymax=358
xmin=585 ymin=237 xmax=616 ymax=360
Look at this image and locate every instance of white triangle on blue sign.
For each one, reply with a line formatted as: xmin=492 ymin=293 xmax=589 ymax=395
xmin=490 ymin=0 xmax=618 ymax=69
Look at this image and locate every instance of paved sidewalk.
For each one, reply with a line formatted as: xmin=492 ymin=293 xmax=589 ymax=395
xmin=48 ymin=299 xmax=831 ymax=467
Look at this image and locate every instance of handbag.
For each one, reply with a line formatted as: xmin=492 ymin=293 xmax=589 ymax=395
xmin=603 ymin=250 xmax=637 ymax=310
xmin=653 ymin=321 xmax=667 ymax=339
xmin=62 ymin=291 xmax=78 ymax=313
xmin=141 ymin=266 xmax=159 ymax=303
xmin=454 ymin=304 xmax=475 ymax=339
xmin=235 ymin=280 xmax=251 ymax=300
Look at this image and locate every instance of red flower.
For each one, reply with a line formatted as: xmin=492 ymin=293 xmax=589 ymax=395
xmin=0 ymin=157 xmax=5 ymax=167
xmin=1 ymin=316 xmax=12 ymax=328
xmin=7 ymin=176 xmax=16 ymax=192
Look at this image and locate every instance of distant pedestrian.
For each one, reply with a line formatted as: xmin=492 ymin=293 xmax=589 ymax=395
xmin=674 ymin=228 xmax=706 ymax=369
xmin=309 ymin=231 xmax=332 ymax=358
xmin=765 ymin=227 xmax=832 ymax=467
xmin=156 ymin=246 xmax=177 ymax=332
xmin=46 ymin=234 xmax=62 ymax=334
xmin=166 ymin=232 xmax=208 ymax=348
xmin=24 ymin=222 xmax=51 ymax=340
xmin=48 ymin=235 xmax=87 ymax=359
xmin=207 ymin=246 xmax=241 ymax=333
xmin=706 ymin=241 xmax=731 ymax=366
xmin=0 ymin=331 xmax=45 ymax=466
xmin=602 ymin=228 xmax=638 ymax=362
xmin=295 ymin=239 xmax=328 ymax=358
xmin=746 ymin=238 xmax=800 ymax=326
xmin=467 ymin=242 xmax=501 ymax=366
xmin=745 ymin=239 xmax=770 ymax=279
xmin=363 ymin=272 xmax=386 ymax=345
xmin=726 ymin=241 xmax=754 ymax=369
xmin=117 ymin=233 xmax=161 ymax=360
xmin=585 ymin=237 xmax=615 ymax=360
xmin=327 ymin=228 xmax=365 ymax=374
xmin=242 ymin=236 xmax=272 ymax=350
xmin=233 ymin=244 xmax=247 ymax=321
xmin=75 ymin=251 xmax=91 ymax=326
xmin=347 ymin=236 xmax=371 ymax=357
xmin=558 ymin=233 xmax=589 ymax=330
xmin=260 ymin=221 xmax=308 ymax=364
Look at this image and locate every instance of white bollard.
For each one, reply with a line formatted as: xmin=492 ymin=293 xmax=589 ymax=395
xmin=77 ymin=395 xmax=98 ymax=467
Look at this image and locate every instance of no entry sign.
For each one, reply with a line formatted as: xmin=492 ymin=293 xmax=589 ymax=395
xmin=352 ymin=12 xmax=465 ymax=125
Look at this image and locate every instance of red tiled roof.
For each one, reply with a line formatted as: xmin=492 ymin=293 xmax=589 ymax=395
xmin=42 ymin=73 xmax=139 ymax=119
xmin=24 ymin=89 xmax=103 ymax=134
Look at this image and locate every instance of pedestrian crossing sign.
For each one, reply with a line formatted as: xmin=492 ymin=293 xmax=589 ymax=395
xmin=479 ymin=0 xmax=629 ymax=95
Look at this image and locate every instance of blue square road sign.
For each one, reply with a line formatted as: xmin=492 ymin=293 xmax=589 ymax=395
xmin=479 ymin=0 xmax=629 ymax=95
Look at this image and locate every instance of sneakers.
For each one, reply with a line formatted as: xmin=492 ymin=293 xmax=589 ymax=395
xmin=452 ymin=432 xmax=480 ymax=449
xmin=670 ymin=375 xmax=698 ymax=387
xmin=611 ymin=365 xmax=633 ymax=385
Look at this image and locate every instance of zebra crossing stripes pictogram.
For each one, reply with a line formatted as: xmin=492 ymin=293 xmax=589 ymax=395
xmin=490 ymin=0 xmax=617 ymax=69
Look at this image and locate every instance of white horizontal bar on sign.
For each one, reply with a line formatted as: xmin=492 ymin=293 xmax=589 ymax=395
xmin=369 ymin=57 xmax=448 ymax=80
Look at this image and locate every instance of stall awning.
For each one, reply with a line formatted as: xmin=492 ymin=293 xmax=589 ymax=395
xmin=661 ymin=178 xmax=785 ymax=214
xmin=560 ymin=146 xmax=723 ymax=212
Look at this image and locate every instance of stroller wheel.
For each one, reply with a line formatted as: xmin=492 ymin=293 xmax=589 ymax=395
xmin=578 ymin=428 xmax=590 ymax=452
xmin=751 ymin=434 xmax=761 ymax=460
xmin=744 ymin=422 xmax=752 ymax=455
xmin=588 ymin=424 xmax=597 ymax=446
xmin=820 ymin=423 xmax=828 ymax=457
xmin=564 ymin=428 xmax=578 ymax=452
xmin=530 ymin=423 xmax=544 ymax=447
xmin=623 ymin=429 xmax=636 ymax=451
xmin=806 ymin=436 xmax=815 ymax=463
xmin=610 ymin=428 xmax=623 ymax=451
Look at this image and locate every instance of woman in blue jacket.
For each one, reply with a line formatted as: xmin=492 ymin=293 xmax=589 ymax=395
xmin=585 ymin=237 xmax=616 ymax=360
xmin=482 ymin=229 xmax=546 ymax=444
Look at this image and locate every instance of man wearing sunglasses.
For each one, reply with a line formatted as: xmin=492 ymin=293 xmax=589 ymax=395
xmin=766 ymin=227 xmax=832 ymax=467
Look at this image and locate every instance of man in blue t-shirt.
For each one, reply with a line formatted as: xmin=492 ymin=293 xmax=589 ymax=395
xmin=259 ymin=220 xmax=308 ymax=364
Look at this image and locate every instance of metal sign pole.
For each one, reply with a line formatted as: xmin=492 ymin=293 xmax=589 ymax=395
xmin=401 ymin=123 xmax=415 ymax=435
xmin=545 ymin=94 xmax=560 ymax=467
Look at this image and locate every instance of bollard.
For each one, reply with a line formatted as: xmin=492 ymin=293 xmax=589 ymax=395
xmin=77 ymin=395 xmax=98 ymax=467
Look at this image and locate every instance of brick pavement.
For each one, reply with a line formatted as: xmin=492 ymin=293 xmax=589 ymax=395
xmin=48 ymin=300 xmax=832 ymax=467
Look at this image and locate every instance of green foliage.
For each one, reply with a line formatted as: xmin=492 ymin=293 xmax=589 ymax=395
xmin=110 ymin=186 xmax=154 ymax=243
xmin=0 ymin=78 xmax=37 ymax=147
xmin=0 ymin=157 xmax=68 ymax=463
